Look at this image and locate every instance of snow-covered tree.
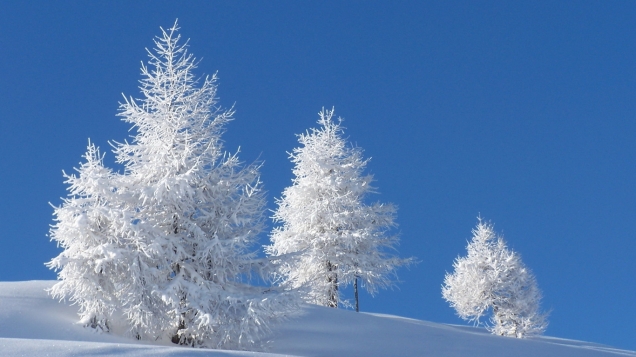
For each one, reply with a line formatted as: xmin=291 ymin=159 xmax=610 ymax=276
xmin=442 ymin=219 xmax=547 ymax=338
xmin=267 ymin=108 xmax=411 ymax=310
xmin=47 ymin=142 xmax=126 ymax=332
xmin=48 ymin=22 xmax=296 ymax=350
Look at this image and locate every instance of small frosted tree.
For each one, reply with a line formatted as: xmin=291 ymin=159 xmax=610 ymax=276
xmin=49 ymin=22 xmax=296 ymax=350
xmin=47 ymin=142 xmax=127 ymax=332
xmin=442 ymin=219 xmax=547 ymax=338
xmin=267 ymin=108 xmax=410 ymax=310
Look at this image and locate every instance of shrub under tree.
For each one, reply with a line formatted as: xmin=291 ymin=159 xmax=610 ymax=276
xmin=442 ymin=219 xmax=547 ymax=338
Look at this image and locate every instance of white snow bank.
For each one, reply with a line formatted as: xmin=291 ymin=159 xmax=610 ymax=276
xmin=0 ymin=281 xmax=634 ymax=357
xmin=0 ymin=338 xmax=282 ymax=357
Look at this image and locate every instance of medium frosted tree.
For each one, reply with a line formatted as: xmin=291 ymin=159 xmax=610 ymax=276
xmin=267 ymin=108 xmax=410 ymax=310
xmin=442 ymin=219 xmax=547 ymax=338
xmin=48 ymin=23 xmax=296 ymax=350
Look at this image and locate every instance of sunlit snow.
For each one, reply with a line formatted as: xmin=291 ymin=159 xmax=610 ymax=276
xmin=1 ymin=281 xmax=633 ymax=357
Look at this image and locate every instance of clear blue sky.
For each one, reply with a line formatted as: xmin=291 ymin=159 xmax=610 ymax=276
xmin=1 ymin=1 xmax=634 ymax=351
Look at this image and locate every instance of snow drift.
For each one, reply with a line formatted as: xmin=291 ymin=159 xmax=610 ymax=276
xmin=0 ymin=281 xmax=633 ymax=357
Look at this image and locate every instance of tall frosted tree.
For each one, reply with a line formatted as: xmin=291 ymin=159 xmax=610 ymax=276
xmin=267 ymin=108 xmax=410 ymax=310
xmin=48 ymin=23 xmax=296 ymax=350
xmin=442 ymin=219 xmax=547 ymax=338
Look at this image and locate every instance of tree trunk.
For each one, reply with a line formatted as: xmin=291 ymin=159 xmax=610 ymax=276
xmin=326 ymin=261 xmax=338 ymax=308
xmin=171 ymin=317 xmax=186 ymax=344
xmin=354 ymin=277 xmax=359 ymax=312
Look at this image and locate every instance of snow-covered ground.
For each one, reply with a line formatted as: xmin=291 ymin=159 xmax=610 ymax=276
xmin=0 ymin=281 xmax=634 ymax=357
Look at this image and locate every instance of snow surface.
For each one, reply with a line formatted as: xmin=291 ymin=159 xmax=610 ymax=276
xmin=0 ymin=281 xmax=634 ymax=357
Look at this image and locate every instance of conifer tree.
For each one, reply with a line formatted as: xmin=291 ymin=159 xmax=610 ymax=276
xmin=267 ymin=108 xmax=410 ymax=310
xmin=442 ymin=219 xmax=547 ymax=338
xmin=48 ymin=22 xmax=296 ymax=350
xmin=47 ymin=142 xmax=124 ymax=332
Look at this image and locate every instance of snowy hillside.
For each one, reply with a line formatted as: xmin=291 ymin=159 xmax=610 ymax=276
xmin=0 ymin=281 xmax=633 ymax=357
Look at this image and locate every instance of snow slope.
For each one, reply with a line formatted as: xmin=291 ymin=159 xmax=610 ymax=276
xmin=0 ymin=281 xmax=633 ymax=357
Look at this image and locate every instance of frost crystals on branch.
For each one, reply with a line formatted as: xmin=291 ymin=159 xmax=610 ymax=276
xmin=442 ymin=219 xmax=548 ymax=338
xmin=267 ymin=108 xmax=412 ymax=310
xmin=48 ymin=22 xmax=297 ymax=350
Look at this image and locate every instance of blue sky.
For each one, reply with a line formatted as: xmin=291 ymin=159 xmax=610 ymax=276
xmin=1 ymin=1 xmax=634 ymax=351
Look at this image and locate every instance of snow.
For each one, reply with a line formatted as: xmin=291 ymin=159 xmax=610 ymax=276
xmin=1 ymin=280 xmax=634 ymax=357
